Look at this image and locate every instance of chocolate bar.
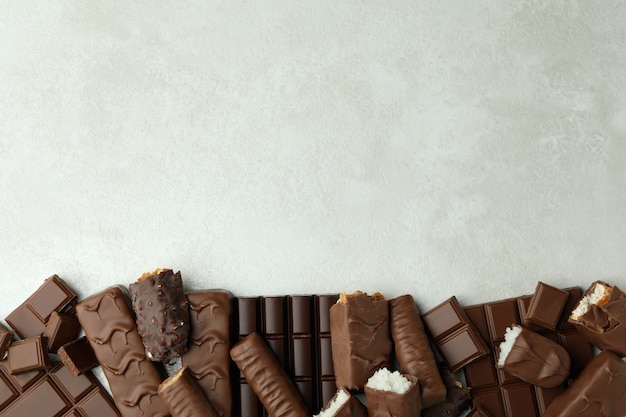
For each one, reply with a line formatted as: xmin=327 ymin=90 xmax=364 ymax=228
xmin=421 ymin=367 xmax=471 ymax=417
xmin=7 ymin=336 xmax=49 ymax=375
xmin=288 ymin=295 xmax=315 ymax=410
xmin=230 ymin=332 xmax=309 ymax=417
xmin=0 ymin=323 xmax=14 ymax=359
xmin=314 ymin=388 xmax=368 ymax=417
xmin=330 ymin=291 xmax=392 ymax=390
xmin=76 ymin=286 xmax=170 ymax=417
xmin=181 ymin=290 xmax=232 ymax=417
xmin=158 ymin=367 xmax=218 ymax=417
xmin=542 ymin=350 xmax=626 ymax=417
xmin=57 ymin=336 xmax=99 ymax=377
xmin=42 ymin=311 xmax=81 ymax=352
xmin=364 ymin=368 xmax=420 ymax=417
xmin=389 ymin=294 xmax=446 ymax=408
xmin=5 ymin=275 xmax=77 ymax=339
xmin=524 ymin=282 xmax=568 ymax=331
xmin=569 ymin=280 xmax=626 ymax=357
xmin=234 ymin=297 xmax=262 ymax=417
xmin=422 ymin=296 xmax=489 ymax=372
xmin=129 ymin=269 xmax=190 ymax=364
xmin=315 ymin=295 xmax=338 ymax=409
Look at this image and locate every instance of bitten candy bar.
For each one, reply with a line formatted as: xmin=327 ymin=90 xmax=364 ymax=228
xmin=76 ymin=286 xmax=170 ymax=417
xmin=389 ymin=295 xmax=446 ymax=408
xmin=230 ymin=332 xmax=309 ymax=417
xmin=364 ymin=368 xmax=421 ymax=417
xmin=330 ymin=291 xmax=392 ymax=390
xmin=158 ymin=367 xmax=218 ymax=417
xmin=314 ymin=388 xmax=368 ymax=417
xmin=129 ymin=269 xmax=190 ymax=364
xmin=57 ymin=336 xmax=99 ymax=377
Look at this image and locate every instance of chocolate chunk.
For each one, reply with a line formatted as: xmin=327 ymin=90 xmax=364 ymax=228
xmin=57 ymin=336 xmax=99 ymax=377
xmin=524 ymin=282 xmax=569 ymax=330
xmin=0 ymin=323 xmax=14 ymax=359
xmin=315 ymin=388 xmax=368 ymax=417
xmin=42 ymin=311 xmax=81 ymax=353
xmin=467 ymin=406 xmax=492 ymax=417
xmin=497 ymin=325 xmax=570 ymax=388
xmin=542 ymin=350 xmax=626 ymax=417
xmin=76 ymin=286 xmax=170 ymax=417
xmin=7 ymin=336 xmax=50 ymax=375
xmin=420 ymin=368 xmax=471 ymax=417
xmin=364 ymin=369 xmax=421 ymax=417
xmin=390 ymin=295 xmax=446 ymax=408
xmin=230 ymin=332 xmax=309 ymax=417
xmin=330 ymin=291 xmax=392 ymax=390
xmin=129 ymin=269 xmax=190 ymax=364
xmin=158 ymin=367 xmax=218 ymax=417
xmin=180 ymin=290 xmax=232 ymax=417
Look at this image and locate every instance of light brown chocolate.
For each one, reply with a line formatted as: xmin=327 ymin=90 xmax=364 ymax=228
xmin=158 ymin=367 xmax=218 ymax=417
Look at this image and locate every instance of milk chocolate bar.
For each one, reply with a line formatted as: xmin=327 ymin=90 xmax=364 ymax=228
xmin=181 ymin=290 xmax=232 ymax=417
xmin=364 ymin=370 xmax=420 ymax=417
xmin=57 ymin=336 xmax=99 ymax=377
xmin=0 ymin=323 xmax=14 ymax=359
xmin=524 ymin=282 xmax=568 ymax=331
xmin=129 ymin=269 xmax=190 ymax=364
xmin=7 ymin=336 xmax=49 ymax=374
xmin=315 ymin=388 xmax=368 ymax=417
xmin=42 ymin=311 xmax=81 ymax=352
xmin=230 ymin=332 xmax=309 ymax=417
xmin=542 ymin=350 xmax=626 ymax=417
xmin=158 ymin=367 xmax=218 ymax=417
xmin=76 ymin=286 xmax=170 ymax=417
xmin=330 ymin=291 xmax=392 ymax=390
xmin=389 ymin=295 xmax=446 ymax=408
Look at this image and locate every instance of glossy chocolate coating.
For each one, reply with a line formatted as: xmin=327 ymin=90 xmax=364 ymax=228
xmin=525 ymin=282 xmax=569 ymax=330
xmin=497 ymin=326 xmax=570 ymax=388
xmin=317 ymin=388 xmax=368 ymax=417
xmin=330 ymin=292 xmax=392 ymax=390
xmin=389 ymin=295 xmax=446 ymax=408
xmin=158 ymin=367 xmax=218 ymax=417
xmin=129 ymin=269 xmax=190 ymax=364
xmin=364 ymin=373 xmax=421 ymax=417
xmin=542 ymin=350 xmax=626 ymax=417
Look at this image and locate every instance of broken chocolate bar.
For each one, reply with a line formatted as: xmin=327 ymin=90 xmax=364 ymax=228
xmin=314 ymin=388 xmax=368 ymax=417
xmin=0 ymin=322 xmax=14 ymax=359
xmin=524 ymin=282 xmax=569 ymax=331
xmin=7 ymin=336 xmax=50 ymax=375
xmin=364 ymin=368 xmax=421 ymax=417
xmin=158 ymin=367 xmax=218 ymax=417
xmin=42 ymin=311 xmax=81 ymax=352
xmin=420 ymin=367 xmax=471 ymax=417
xmin=57 ymin=336 xmax=99 ymax=377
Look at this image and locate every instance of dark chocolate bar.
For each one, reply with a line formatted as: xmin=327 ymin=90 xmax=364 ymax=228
xmin=5 ymin=275 xmax=77 ymax=339
xmin=390 ymin=295 xmax=446 ymax=408
xmin=330 ymin=291 xmax=392 ymax=390
xmin=234 ymin=296 xmax=262 ymax=417
xmin=42 ymin=311 xmax=81 ymax=353
xmin=158 ymin=367 xmax=218 ymax=417
xmin=288 ymin=295 xmax=315 ymax=410
xmin=57 ymin=336 xmax=99 ymax=377
xmin=7 ymin=336 xmax=49 ymax=375
xmin=315 ymin=388 xmax=368 ymax=417
xmin=76 ymin=286 xmax=170 ymax=417
xmin=421 ymin=367 xmax=471 ymax=417
xmin=230 ymin=332 xmax=309 ymax=417
xmin=129 ymin=269 xmax=190 ymax=364
xmin=467 ymin=406 xmax=492 ymax=417
xmin=524 ymin=282 xmax=568 ymax=331
xmin=181 ymin=290 xmax=232 ymax=417
xmin=364 ymin=370 xmax=420 ymax=417
xmin=0 ymin=323 xmax=14 ymax=359
xmin=315 ymin=294 xmax=338 ymax=409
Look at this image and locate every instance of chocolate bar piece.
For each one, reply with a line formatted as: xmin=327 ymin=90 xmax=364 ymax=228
xmin=422 ymin=296 xmax=489 ymax=372
xmin=129 ymin=269 xmax=190 ymax=364
xmin=315 ymin=294 xmax=338 ymax=409
xmin=330 ymin=291 xmax=392 ymax=390
xmin=467 ymin=406 xmax=492 ymax=417
xmin=76 ymin=286 xmax=170 ymax=417
xmin=421 ymin=367 xmax=471 ymax=417
xmin=364 ymin=368 xmax=421 ymax=417
xmin=57 ymin=336 xmax=99 ymax=377
xmin=158 ymin=367 xmax=218 ymax=417
xmin=7 ymin=336 xmax=49 ymax=375
xmin=42 ymin=312 xmax=81 ymax=352
xmin=389 ymin=295 xmax=446 ymax=408
xmin=314 ymin=388 xmax=368 ymax=417
xmin=542 ymin=350 xmax=626 ymax=417
xmin=181 ymin=290 xmax=232 ymax=417
xmin=497 ymin=325 xmax=570 ymax=388
xmin=230 ymin=332 xmax=309 ymax=417
xmin=288 ymin=295 xmax=315 ymax=410
xmin=234 ymin=297 xmax=262 ymax=417
xmin=524 ymin=282 xmax=568 ymax=331
xmin=0 ymin=323 xmax=14 ymax=359
xmin=5 ymin=275 xmax=77 ymax=339
xmin=569 ymin=280 xmax=626 ymax=357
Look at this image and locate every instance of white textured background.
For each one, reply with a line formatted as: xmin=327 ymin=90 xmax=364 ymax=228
xmin=1 ymin=1 xmax=626 ymax=321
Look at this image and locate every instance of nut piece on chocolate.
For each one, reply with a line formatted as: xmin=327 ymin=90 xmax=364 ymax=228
xmin=364 ymin=368 xmax=421 ymax=417
xmin=129 ymin=268 xmax=190 ymax=364
xmin=330 ymin=291 xmax=392 ymax=391
xmin=568 ymin=280 xmax=626 ymax=357
xmin=314 ymin=387 xmax=368 ymax=417
xmin=421 ymin=367 xmax=471 ymax=417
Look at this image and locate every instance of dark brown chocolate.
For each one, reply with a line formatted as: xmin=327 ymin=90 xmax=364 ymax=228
xmin=569 ymin=280 xmax=626 ymax=357
xmin=315 ymin=294 xmax=338 ymax=409
xmin=181 ymin=290 xmax=232 ymax=417
xmin=230 ymin=332 xmax=309 ymax=417
xmin=420 ymin=367 xmax=471 ymax=417
xmin=76 ymin=286 xmax=170 ymax=417
xmin=364 ymin=372 xmax=421 ymax=417
xmin=42 ymin=311 xmax=81 ymax=352
xmin=288 ymin=295 xmax=315 ymax=410
xmin=7 ymin=336 xmax=49 ymax=375
xmin=315 ymin=388 xmax=368 ymax=417
xmin=390 ymin=295 xmax=446 ymax=408
xmin=330 ymin=291 xmax=392 ymax=390
xmin=158 ymin=367 xmax=218 ymax=417
xmin=129 ymin=269 xmax=190 ymax=364
xmin=497 ymin=325 xmax=570 ymax=388
xmin=542 ymin=350 xmax=626 ymax=417
xmin=234 ymin=297 xmax=262 ymax=417
xmin=0 ymin=323 xmax=14 ymax=359
xmin=57 ymin=336 xmax=99 ymax=377
xmin=524 ymin=282 xmax=569 ymax=330
xmin=467 ymin=405 xmax=492 ymax=417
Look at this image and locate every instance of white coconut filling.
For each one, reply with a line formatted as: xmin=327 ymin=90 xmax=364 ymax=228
xmin=314 ymin=389 xmax=349 ymax=417
xmin=366 ymin=367 xmax=411 ymax=394
xmin=497 ymin=325 xmax=522 ymax=367
xmin=570 ymin=283 xmax=608 ymax=319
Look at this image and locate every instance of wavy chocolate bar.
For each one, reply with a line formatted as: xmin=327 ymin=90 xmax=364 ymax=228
xmin=158 ymin=367 xmax=218 ymax=417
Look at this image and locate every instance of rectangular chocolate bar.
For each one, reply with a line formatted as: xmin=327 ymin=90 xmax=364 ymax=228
xmin=314 ymin=295 xmax=338 ymax=410
xmin=287 ymin=295 xmax=315 ymax=411
xmin=7 ymin=336 xmax=50 ymax=375
xmin=235 ymin=297 xmax=262 ymax=417
xmin=57 ymin=337 xmax=99 ymax=377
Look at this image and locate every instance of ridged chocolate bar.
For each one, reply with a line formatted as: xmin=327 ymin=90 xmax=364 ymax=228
xmin=158 ymin=367 xmax=218 ymax=417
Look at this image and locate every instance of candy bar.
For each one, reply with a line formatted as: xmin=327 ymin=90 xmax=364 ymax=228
xmin=364 ymin=368 xmax=420 ymax=417
xmin=158 ymin=367 xmax=218 ymax=417
xmin=7 ymin=336 xmax=49 ymax=375
xmin=497 ymin=325 xmax=570 ymax=387
xmin=0 ymin=323 xmax=14 ymax=359
xmin=57 ymin=336 xmax=99 ymax=377
xmin=389 ymin=294 xmax=446 ymax=408
xmin=181 ymin=290 xmax=232 ymax=417
xmin=569 ymin=280 xmax=626 ymax=356
xmin=76 ymin=286 xmax=170 ymax=417
xmin=542 ymin=350 xmax=626 ymax=417
xmin=524 ymin=282 xmax=569 ymax=330
xmin=314 ymin=388 xmax=368 ymax=417
xmin=42 ymin=311 xmax=81 ymax=352
xmin=129 ymin=269 xmax=190 ymax=364
xmin=330 ymin=291 xmax=392 ymax=390
xmin=421 ymin=367 xmax=471 ymax=417
xmin=230 ymin=332 xmax=309 ymax=417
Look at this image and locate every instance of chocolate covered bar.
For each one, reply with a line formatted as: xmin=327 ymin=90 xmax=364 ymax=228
xmin=0 ymin=323 xmax=14 ymax=359
xmin=158 ymin=367 xmax=218 ymax=417
xmin=364 ymin=368 xmax=421 ymax=417
xmin=314 ymin=388 xmax=368 ymax=417
xmin=57 ymin=336 xmax=99 ymax=377
xmin=42 ymin=311 xmax=81 ymax=352
xmin=569 ymin=280 xmax=626 ymax=357
xmin=389 ymin=295 xmax=446 ymax=408
xmin=524 ymin=282 xmax=568 ymax=331
xmin=330 ymin=291 xmax=392 ymax=390
xmin=129 ymin=269 xmax=190 ymax=364
xmin=542 ymin=350 xmax=626 ymax=417
xmin=7 ymin=336 xmax=50 ymax=374
xmin=76 ymin=286 xmax=170 ymax=417
xmin=230 ymin=332 xmax=309 ymax=417
xmin=181 ymin=290 xmax=232 ymax=417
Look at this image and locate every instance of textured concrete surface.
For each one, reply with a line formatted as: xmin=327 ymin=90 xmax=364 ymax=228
xmin=1 ymin=2 xmax=626 ymax=321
